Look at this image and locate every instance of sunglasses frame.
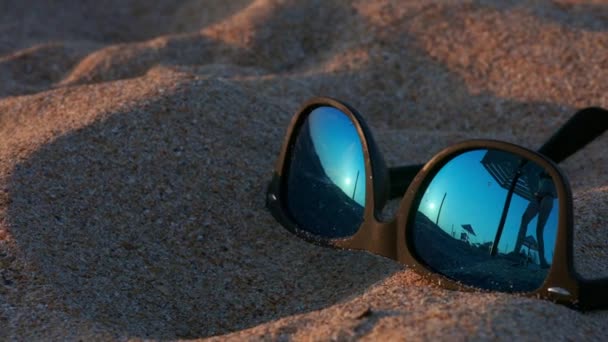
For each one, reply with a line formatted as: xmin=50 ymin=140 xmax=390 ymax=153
xmin=266 ymin=96 xmax=607 ymax=310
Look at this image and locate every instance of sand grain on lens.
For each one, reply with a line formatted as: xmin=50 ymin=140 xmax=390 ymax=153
xmin=0 ymin=0 xmax=607 ymax=340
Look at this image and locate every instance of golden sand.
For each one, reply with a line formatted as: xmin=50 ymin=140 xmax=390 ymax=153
xmin=0 ymin=0 xmax=606 ymax=340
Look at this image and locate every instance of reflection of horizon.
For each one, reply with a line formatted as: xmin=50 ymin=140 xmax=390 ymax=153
xmin=308 ymin=107 xmax=365 ymax=206
xmin=291 ymin=111 xmax=364 ymax=211
xmin=414 ymin=209 xmax=550 ymax=291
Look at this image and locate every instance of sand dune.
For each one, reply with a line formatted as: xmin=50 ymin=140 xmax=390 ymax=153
xmin=0 ymin=0 xmax=607 ymax=340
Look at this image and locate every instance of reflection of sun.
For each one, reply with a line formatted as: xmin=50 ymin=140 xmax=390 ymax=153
xmin=428 ymin=202 xmax=436 ymax=210
xmin=344 ymin=177 xmax=352 ymax=186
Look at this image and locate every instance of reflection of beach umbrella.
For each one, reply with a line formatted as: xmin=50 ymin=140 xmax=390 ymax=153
xmin=522 ymin=235 xmax=538 ymax=251
xmin=461 ymin=224 xmax=476 ymax=236
xmin=480 ymin=150 xmax=537 ymax=201
xmin=481 ymin=150 xmax=538 ymax=256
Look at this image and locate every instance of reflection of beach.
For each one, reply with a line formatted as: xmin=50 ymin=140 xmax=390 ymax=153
xmin=413 ymin=211 xmax=547 ymax=292
xmin=286 ymin=122 xmax=364 ymax=237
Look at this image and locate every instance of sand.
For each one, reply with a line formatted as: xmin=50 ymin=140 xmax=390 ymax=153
xmin=0 ymin=0 xmax=607 ymax=340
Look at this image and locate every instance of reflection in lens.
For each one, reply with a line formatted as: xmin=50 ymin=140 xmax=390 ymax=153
xmin=411 ymin=149 xmax=559 ymax=292
xmin=285 ymin=106 xmax=366 ymax=238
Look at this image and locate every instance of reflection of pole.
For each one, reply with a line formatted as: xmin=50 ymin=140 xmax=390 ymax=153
xmin=491 ymin=160 xmax=526 ymax=256
xmin=435 ymin=192 xmax=447 ymax=226
xmin=451 ymin=224 xmax=455 ymax=237
xmin=352 ymin=170 xmax=360 ymax=199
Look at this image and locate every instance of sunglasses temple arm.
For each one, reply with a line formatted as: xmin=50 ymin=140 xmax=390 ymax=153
xmin=578 ymin=278 xmax=608 ymax=310
xmin=537 ymin=107 xmax=608 ymax=164
xmin=388 ymin=164 xmax=425 ymax=199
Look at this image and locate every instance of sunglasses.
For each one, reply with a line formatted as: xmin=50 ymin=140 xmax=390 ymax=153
xmin=266 ymin=97 xmax=608 ymax=310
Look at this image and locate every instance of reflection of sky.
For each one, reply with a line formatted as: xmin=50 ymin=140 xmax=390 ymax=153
xmin=308 ymin=107 xmax=366 ymax=206
xmin=418 ymin=150 xmax=558 ymax=262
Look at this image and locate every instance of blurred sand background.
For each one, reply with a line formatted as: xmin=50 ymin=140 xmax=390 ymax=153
xmin=0 ymin=0 xmax=607 ymax=340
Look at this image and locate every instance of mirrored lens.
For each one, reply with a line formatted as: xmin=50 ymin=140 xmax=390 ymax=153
xmin=286 ymin=106 xmax=366 ymax=238
xmin=411 ymin=149 xmax=559 ymax=292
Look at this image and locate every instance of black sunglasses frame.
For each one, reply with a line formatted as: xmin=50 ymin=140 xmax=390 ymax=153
xmin=266 ymin=97 xmax=608 ymax=310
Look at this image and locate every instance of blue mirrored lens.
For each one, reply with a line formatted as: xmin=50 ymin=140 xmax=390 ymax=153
xmin=412 ymin=149 xmax=559 ymax=292
xmin=286 ymin=106 xmax=366 ymax=238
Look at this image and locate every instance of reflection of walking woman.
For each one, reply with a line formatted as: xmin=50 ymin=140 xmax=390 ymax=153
xmin=514 ymin=171 xmax=555 ymax=268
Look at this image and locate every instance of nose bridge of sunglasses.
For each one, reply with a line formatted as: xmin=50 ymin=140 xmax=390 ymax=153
xmin=334 ymin=218 xmax=398 ymax=260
